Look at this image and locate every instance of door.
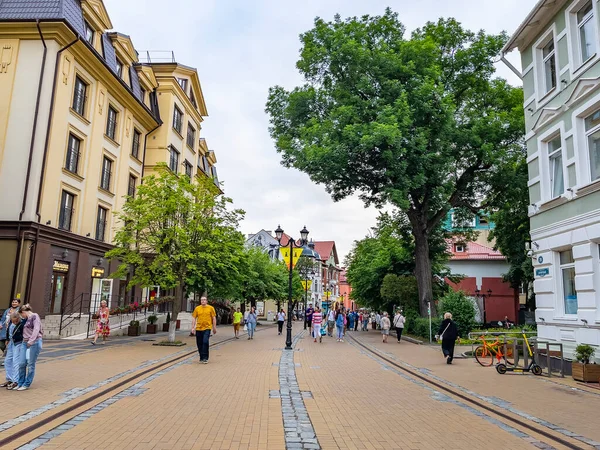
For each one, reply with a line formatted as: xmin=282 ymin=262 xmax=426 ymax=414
xmin=91 ymin=278 xmax=113 ymax=310
xmin=50 ymin=272 xmax=66 ymax=314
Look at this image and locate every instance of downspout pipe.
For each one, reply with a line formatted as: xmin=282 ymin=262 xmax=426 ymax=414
xmin=23 ymin=35 xmax=79 ymax=305
xmin=11 ymin=20 xmax=48 ymax=299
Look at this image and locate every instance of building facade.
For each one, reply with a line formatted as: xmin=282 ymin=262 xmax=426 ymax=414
xmin=0 ymin=0 xmax=219 ymax=319
xmin=504 ymin=0 xmax=600 ymax=358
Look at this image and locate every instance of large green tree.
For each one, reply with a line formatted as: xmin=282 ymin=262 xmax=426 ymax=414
xmin=485 ymin=154 xmax=534 ymax=309
xmin=106 ymin=166 xmax=244 ymax=342
xmin=266 ymin=10 xmax=524 ymax=316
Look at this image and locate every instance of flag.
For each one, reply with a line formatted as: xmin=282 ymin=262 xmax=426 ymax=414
xmin=281 ymin=247 xmax=304 ymax=269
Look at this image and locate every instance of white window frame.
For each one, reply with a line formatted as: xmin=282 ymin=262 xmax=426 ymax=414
xmin=537 ymin=123 xmax=567 ymax=203
xmin=533 ymin=26 xmax=560 ymax=105
xmin=583 ymin=107 xmax=600 ymax=183
xmin=548 ymin=134 xmax=565 ymax=198
xmin=455 ymin=244 xmax=465 ymax=253
xmin=566 ymin=0 xmax=599 ymax=76
xmin=557 ymin=249 xmax=578 ymax=316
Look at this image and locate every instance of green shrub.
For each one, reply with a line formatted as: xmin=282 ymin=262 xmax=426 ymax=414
xmin=408 ymin=316 xmax=441 ymax=340
xmin=438 ymin=291 xmax=476 ymax=339
xmin=575 ymin=344 xmax=595 ymax=364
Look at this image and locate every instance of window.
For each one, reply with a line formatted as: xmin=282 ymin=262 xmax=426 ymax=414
xmin=72 ymin=76 xmax=87 ymax=116
xmin=100 ymin=156 xmax=112 ymax=191
xmin=184 ymin=160 xmax=192 ymax=179
xmin=84 ymin=21 xmax=94 ymax=44
xmin=95 ymin=206 xmax=108 ymax=241
xmin=116 ymin=60 xmax=124 ymax=79
xmin=186 ymin=123 xmax=195 ymax=148
xmin=140 ymin=88 xmax=146 ymax=103
xmin=478 ymin=216 xmax=489 ymax=226
xmin=559 ymin=250 xmax=577 ymax=314
xmin=128 ymin=174 xmax=137 ymax=198
xmin=106 ymin=106 xmax=118 ymax=141
xmin=577 ymin=1 xmax=596 ymax=63
xmin=65 ymin=134 xmax=81 ymax=174
xmin=541 ymin=40 xmax=556 ymax=94
xmin=58 ymin=191 xmax=75 ymax=231
xmin=173 ymin=106 xmax=183 ymax=134
xmin=547 ymin=134 xmax=564 ymax=198
xmin=455 ymin=244 xmax=465 ymax=253
xmin=131 ymin=129 xmax=141 ymax=159
xmin=585 ymin=108 xmax=600 ymax=182
xmin=169 ymin=146 xmax=179 ymax=173
xmin=452 ymin=214 xmax=476 ymax=228
xmin=177 ymin=78 xmax=188 ymax=92
xmin=190 ymin=89 xmax=197 ymax=109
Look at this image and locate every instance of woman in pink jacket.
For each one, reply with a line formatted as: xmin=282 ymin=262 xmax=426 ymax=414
xmin=15 ymin=304 xmax=43 ymax=391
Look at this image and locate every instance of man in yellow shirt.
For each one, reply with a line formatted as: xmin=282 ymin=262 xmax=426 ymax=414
xmin=191 ymin=296 xmax=217 ymax=364
xmin=232 ymin=307 xmax=243 ymax=339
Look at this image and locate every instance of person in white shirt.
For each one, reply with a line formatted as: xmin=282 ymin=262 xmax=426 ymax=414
xmin=327 ymin=309 xmax=335 ymax=337
xmin=277 ymin=309 xmax=286 ymax=335
xmin=393 ymin=310 xmax=406 ymax=342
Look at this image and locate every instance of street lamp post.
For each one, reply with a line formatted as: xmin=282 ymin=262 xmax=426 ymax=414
xmin=474 ymin=288 xmax=493 ymax=325
xmin=275 ymin=224 xmax=309 ymax=350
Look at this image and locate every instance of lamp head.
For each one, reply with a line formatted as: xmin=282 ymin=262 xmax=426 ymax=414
xmin=300 ymin=225 xmax=309 ymax=243
xmin=274 ymin=225 xmax=283 ymax=242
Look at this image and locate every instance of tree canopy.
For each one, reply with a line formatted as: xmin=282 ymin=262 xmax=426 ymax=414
xmin=266 ymin=10 xmax=524 ymax=316
xmin=106 ymin=166 xmax=244 ymax=341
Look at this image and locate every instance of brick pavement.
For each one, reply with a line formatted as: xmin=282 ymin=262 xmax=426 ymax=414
xmin=343 ymin=329 xmax=600 ymax=445
xmin=2 ymin=324 xmax=598 ymax=449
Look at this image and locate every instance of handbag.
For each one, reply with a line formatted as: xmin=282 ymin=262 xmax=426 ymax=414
xmin=439 ymin=323 xmax=451 ymax=340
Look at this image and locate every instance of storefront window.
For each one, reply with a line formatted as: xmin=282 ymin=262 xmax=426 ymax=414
xmin=559 ymin=250 xmax=577 ymax=314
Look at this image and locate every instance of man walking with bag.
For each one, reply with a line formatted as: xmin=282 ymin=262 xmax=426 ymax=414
xmin=191 ymin=296 xmax=217 ymax=364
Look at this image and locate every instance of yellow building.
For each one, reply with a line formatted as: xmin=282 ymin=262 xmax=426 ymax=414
xmin=0 ymin=0 xmax=219 ymax=318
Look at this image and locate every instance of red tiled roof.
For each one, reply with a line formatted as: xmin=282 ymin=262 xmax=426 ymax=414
xmin=313 ymin=241 xmax=336 ymax=263
xmin=279 ymin=232 xmax=293 ymax=246
xmin=447 ymin=240 xmax=505 ymax=261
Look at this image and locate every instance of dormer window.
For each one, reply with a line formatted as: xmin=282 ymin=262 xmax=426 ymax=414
xmin=455 ymin=244 xmax=465 ymax=253
xmin=177 ymin=78 xmax=188 ymax=93
xmin=84 ymin=21 xmax=94 ymax=44
xmin=190 ymin=89 xmax=197 ymax=109
xmin=116 ymin=59 xmax=124 ymax=79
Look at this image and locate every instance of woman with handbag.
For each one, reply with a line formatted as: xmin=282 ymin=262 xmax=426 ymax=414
xmin=246 ymin=306 xmax=257 ymax=340
xmin=16 ymin=304 xmax=43 ymax=390
xmin=92 ymin=300 xmax=110 ymax=345
xmin=276 ymin=309 xmax=285 ymax=335
xmin=436 ymin=312 xmax=460 ymax=364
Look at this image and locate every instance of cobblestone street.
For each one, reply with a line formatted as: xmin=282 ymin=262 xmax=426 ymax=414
xmin=1 ymin=324 xmax=600 ymax=450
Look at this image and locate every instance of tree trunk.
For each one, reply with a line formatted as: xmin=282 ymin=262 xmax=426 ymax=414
xmin=169 ymin=284 xmax=185 ymax=343
xmin=412 ymin=227 xmax=435 ymax=317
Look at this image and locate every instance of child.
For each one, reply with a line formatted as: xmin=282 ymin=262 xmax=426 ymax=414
xmin=1 ymin=312 xmax=25 ymax=390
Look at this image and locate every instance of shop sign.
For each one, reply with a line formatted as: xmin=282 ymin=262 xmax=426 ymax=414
xmin=535 ymin=268 xmax=549 ymax=277
xmin=91 ymin=267 xmax=105 ymax=278
xmin=53 ymin=261 xmax=69 ymax=272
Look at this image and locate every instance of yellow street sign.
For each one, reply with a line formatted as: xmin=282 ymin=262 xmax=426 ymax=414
xmin=281 ymin=247 xmax=303 ymax=269
xmin=301 ymin=280 xmax=313 ymax=291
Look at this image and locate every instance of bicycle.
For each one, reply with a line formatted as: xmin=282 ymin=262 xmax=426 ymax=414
xmin=474 ymin=333 xmax=515 ymax=367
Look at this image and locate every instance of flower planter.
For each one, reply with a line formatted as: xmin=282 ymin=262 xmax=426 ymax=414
xmin=146 ymin=324 xmax=157 ymax=334
xmin=572 ymin=362 xmax=600 ymax=382
xmin=127 ymin=325 xmax=141 ymax=336
xmin=162 ymin=323 xmax=169 ymax=332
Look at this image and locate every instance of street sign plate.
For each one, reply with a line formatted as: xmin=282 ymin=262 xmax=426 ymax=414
xmin=535 ymin=268 xmax=549 ymax=277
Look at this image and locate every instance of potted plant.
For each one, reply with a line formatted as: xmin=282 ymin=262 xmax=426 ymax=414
xmin=146 ymin=315 xmax=158 ymax=334
xmin=128 ymin=320 xmax=141 ymax=336
xmin=572 ymin=344 xmax=600 ymax=382
xmin=163 ymin=312 xmax=171 ymax=332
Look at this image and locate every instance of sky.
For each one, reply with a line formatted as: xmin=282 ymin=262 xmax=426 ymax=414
xmin=105 ymin=0 xmax=538 ymax=262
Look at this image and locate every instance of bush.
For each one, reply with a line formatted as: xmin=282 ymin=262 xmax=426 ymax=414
xmin=406 ymin=316 xmax=441 ymax=340
xmin=575 ymin=344 xmax=595 ymax=364
xmin=129 ymin=320 xmax=140 ymax=327
xmin=438 ymin=291 xmax=476 ymax=339
xmin=147 ymin=315 xmax=158 ymax=325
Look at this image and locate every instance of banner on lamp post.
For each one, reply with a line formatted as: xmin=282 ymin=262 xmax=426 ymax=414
xmin=301 ymin=280 xmax=313 ymax=291
xmin=281 ymin=247 xmax=303 ymax=269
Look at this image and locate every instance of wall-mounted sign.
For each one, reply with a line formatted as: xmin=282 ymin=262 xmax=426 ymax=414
xmin=538 ymin=256 xmax=544 ymax=264
xmin=535 ymin=268 xmax=549 ymax=277
xmin=53 ymin=261 xmax=69 ymax=272
xmin=91 ymin=267 xmax=105 ymax=278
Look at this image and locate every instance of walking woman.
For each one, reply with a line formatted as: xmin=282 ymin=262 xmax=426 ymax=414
xmin=16 ymin=304 xmax=43 ymax=390
xmin=92 ymin=300 xmax=110 ymax=345
xmin=246 ymin=306 xmax=257 ymax=340
xmin=380 ymin=312 xmax=391 ymax=343
xmin=335 ymin=308 xmax=345 ymax=342
xmin=393 ymin=310 xmax=405 ymax=342
xmin=0 ymin=298 xmax=21 ymax=359
xmin=437 ymin=312 xmax=460 ymax=364
xmin=1 ymin=312 xmax=25 ymax=390
xmin=277 ymin=309 xmax=285 ymax=335
xmin=311 ymin=306 xmax=323 ymax=343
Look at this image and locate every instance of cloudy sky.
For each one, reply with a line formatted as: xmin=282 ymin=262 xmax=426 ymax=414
xmin=105 ymin=0 xmax=537 ymax=261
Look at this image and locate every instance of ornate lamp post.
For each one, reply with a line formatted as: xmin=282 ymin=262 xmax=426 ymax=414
xmin=474 ymin=288 xmax=493 ymax=325
xmin=275 ymin=224 xmax=309 ymax=350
